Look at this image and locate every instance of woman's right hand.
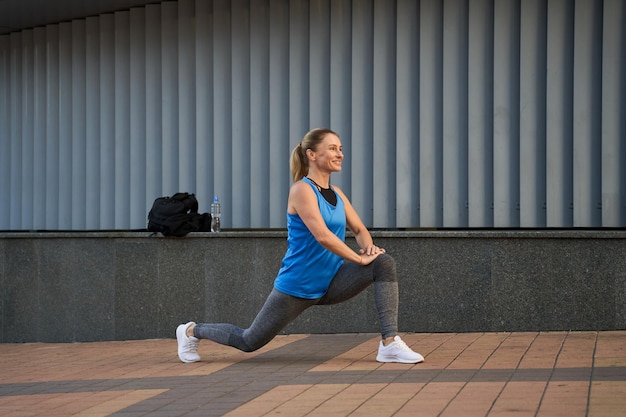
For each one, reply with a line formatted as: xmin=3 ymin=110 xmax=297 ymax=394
xmin=359 ymin=251 xmax=382 ymax=265
xmin=357 ymin=245 xmax=385 ymax=265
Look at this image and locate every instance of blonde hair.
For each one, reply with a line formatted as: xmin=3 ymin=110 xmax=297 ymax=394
xmin=290 ymin=128 xmax=337 ymax=183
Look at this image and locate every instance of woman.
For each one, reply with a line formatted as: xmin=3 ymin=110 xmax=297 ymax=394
xmin=176 ymin=128 xmax=423 ymax=364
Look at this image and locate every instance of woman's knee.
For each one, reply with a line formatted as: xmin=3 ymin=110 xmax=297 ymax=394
xmin=373 ymin=253 xmax=397 ymax=282
xmin=238 ymin=329 xmax=278 ymax=352
xmin=227 ymin=335 xmax=246 ymax=352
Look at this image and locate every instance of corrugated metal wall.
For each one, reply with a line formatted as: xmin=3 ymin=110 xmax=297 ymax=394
xmin=0 ymin=0 xmax=624 ymax=230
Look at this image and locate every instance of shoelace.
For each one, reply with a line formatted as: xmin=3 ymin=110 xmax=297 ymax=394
xmin=185 ymin=337 xmax=199 ymax=351
xmin=393 ymin=338 xmax=413 ymax=351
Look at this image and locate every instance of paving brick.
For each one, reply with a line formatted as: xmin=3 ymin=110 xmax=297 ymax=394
xmin=1 ymin=331 xmax=625 ymax=416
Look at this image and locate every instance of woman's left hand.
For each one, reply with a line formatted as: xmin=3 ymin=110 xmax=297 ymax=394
xmin=359 ymin=245 xmax=386 ymax=256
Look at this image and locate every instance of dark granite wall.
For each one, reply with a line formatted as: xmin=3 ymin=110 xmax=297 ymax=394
xmin=1 ymin=231 xmax=625 ymax=343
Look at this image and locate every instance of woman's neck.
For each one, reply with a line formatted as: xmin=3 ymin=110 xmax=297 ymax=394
xmin=306 ymin=172 xmax=330 ymax=189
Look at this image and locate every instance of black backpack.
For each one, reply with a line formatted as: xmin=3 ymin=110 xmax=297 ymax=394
xmin=147 ymin=192 xmax=212 ymax=237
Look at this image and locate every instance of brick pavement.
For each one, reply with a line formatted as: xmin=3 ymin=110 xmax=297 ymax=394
xmin=1 ymin=331 xmax=625 ymax=416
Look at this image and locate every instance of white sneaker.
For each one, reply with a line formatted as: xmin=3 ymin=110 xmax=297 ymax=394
xmin=176 ymin=322 xmax=200 ymax=363
xmin=376 ymin=335 xmax=424 ymax=364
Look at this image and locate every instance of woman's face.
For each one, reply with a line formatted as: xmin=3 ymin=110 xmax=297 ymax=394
xmin=308 ymin=133 xmax=344 ymax=173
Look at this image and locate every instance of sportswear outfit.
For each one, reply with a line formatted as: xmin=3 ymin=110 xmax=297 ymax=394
xmin=177 ymin=178 xmax=423 ymax=363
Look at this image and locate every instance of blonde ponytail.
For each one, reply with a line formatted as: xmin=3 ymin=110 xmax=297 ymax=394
xmin=290 ymin=143 xmax=308 ymax=183
xmin=290 ymin=128 xmax=338 ymax=183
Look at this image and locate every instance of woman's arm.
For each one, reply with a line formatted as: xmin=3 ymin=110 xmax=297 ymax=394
xmin=288 ymin=182 xmax=383 ymax=265
xmin=333 ymin=186 xmax=385 ymax=257
xmin=288 ymin=181 xmax=365 ymax=263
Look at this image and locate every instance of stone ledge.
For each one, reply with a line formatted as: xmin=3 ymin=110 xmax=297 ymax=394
xmin=1 ymin=228 xmax=624 ymax=239
xmin=1 ymin=230 xmax=625 ymax=342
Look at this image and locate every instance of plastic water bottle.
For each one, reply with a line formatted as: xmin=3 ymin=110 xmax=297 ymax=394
xmin=210 ymin=195 xmax=221 ymax=232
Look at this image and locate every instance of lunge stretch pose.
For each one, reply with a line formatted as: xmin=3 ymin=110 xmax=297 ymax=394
xmin=176 ymin=128 xmax=423 ymax=364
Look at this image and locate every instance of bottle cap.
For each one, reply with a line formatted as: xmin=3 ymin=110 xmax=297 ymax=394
xmin=213 ymin=195 xmax=219 ymax=202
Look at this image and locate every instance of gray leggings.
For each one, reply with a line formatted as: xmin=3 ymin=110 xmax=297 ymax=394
xmin=194 ymin=253 xmax=399 ymax=352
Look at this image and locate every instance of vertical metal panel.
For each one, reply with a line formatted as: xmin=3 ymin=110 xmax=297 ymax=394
xmin=350 ymin=0 xmax=374 ymax=225
xmin=195 ymin=0 xmax=214 ymax=213
xmin=419 ymin=0 xmax=443 ymax=227
xmin=33 ymin=27 xmax=47 ymax=230
xmin=9 ymin=33 xmax=22 ymax=228
xmin=288 ymin=0 xmax=310 ymax=151
xmin=602 ymin=0 xmax=626 ymax=227
xmin=178 ymin=0 xmax=197 ymax=196
xmin=85 ymin=17 xmax=101 ymax=229
xmin=212 ymin=0 xmax=233 ymax=226
xmin=493 ymin=0 xmax=520 ymax=227
xmin=231 ymin=0 xmax=251 ymax=227
xmin=161 ymin=2 xmax=179 ymax=194
xmin=519 ymin=0 xmax=546 ymax=227
xmin=442 ymin=0 xmax=468 ymax=227
xmin=250 ymin=0 xmax=271 ymax=227
xmin=115 ymin=11 xmax=132 ymax=228
xmin=71 ymin=19 xmax=86 ymax=228
xmin=309 ymin=0 xmax=331 ymax=126
xmin=372 ymin=0 xmax=396 ymax=227
xmin=395 ymin=0 xmax=419 ymax=227
xmin=467 ymin=0 xmax=493 ymax=227
xmin=20 ymin=30 xmax=34 ymax=229
xmin=0 ymin=35 xmax=9 ymax=229
xmin=0 ymin=0 xmax=624 ymax=230
xmin=129 ymin=8 xmax=147 ymax=226
xmin=58 ymin=22 xmax=72 ymax=229
xmin=144 ymin=5 xmax=163 ymax=209
xmin=45 ymin=25 xmax=60 ymax=228
xmin=99 ymin=14 xmax=115 ymax=229
xmin=268 ymin=0 xmax=290 ymax=227
xmin=546 ymin=0 xmax=574 ymax=227
xmin=573 ymin=0 xmax=603 ymax=227
xmin=329 ymin=0 xmax=351 ymax=194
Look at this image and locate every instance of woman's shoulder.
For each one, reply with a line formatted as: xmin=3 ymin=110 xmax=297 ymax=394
xmin=287 ymin=179 xmax=317 ymax=213
xmin=290 ymin=179 xmax=314 ymax=193
xmin=290 ymin=178 xmax=314 ymax=193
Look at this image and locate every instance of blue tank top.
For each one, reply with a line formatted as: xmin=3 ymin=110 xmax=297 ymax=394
xmin=274 ymin=178 xmax=346 ymax=299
